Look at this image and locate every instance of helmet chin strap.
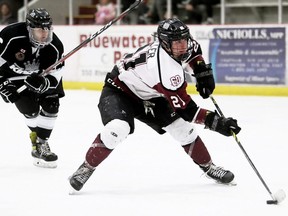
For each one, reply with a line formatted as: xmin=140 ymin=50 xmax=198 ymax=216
xmin=174 ymin=54 xmax=186 ymax=62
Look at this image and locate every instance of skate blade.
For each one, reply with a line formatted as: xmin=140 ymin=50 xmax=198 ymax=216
xmin=68 ymin=177 xmax=78 ymax=195
xmin=33 ymin=158 xmax=57 ymax=168
xmin=215 ymin=180 xmax=237 ymax=186
xmin=68 ymin=187 xmax=77 ymax=195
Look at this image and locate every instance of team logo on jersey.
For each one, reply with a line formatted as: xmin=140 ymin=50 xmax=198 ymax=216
xmin=23 ymin=59 xmax=40 ymax=72
xmin=170 ymin=75 xmax=181 ymax=87
xmin=15 ymin=49 xmax=26 ymax=61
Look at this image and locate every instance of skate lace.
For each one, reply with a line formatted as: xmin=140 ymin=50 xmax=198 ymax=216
xmin=38 ymin=142 xmax=53 ymax=156
xmin=74 ymin=166 xmax=94 ymax=184
xmin=207 ymin=165 xmax=227 ymax=179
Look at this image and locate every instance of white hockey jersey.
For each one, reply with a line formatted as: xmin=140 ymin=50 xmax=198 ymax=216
xmin=115 ymin=40 xmax=203 ymax=112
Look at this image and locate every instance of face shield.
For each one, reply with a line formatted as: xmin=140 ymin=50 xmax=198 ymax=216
xmin=170 ymin=37 xmax=193 ymax=62
xmin=28 ymin=26 xmax=53 ymax=48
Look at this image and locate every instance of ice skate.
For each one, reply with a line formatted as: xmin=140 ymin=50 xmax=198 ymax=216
xmin=30 ymin=132 xmax=58 ymax=168
xmin=69 ymin=162 xmax=95 ymax=192
xmin=201 ymin=163 xmax=236 ymax=186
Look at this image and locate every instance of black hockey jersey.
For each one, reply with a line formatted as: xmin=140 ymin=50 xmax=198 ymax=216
xmin=0 ymin=22 xmax=65 ymax=96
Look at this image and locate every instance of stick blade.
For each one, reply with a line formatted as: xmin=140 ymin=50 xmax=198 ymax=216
xmin=266 ymin=200 xmax=278 ymax=205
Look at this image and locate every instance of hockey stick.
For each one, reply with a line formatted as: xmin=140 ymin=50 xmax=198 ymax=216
xmin=16 ymin=0 xmax=143 ymax=93
xmin=209 ymin=94 xmax=286 ymax=205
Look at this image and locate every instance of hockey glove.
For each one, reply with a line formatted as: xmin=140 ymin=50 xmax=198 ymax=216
xmin=204 ymin=111 xmax=241 ymax=136
xmin=24 ymin=73 xmax=50 ymax=94
xmin=194 ymin=63 xmax=215 ymax=99
xmin=0 ymin=79 xmax=20 ymax=103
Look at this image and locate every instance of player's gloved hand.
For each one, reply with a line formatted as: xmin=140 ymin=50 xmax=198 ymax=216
xmin=194 ymin=63 xmax=215 ymax=99
xmin=0 ymin=79 xmax=20 ymax=103
xmin=204 ymin=111 xmax=241 ymax=136
xmin=24 ymin=73 xmax=50 ymax=93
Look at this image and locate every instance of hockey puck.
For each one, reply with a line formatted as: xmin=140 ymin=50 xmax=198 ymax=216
xmin=266 ymin=200 xmax=278 ymax=205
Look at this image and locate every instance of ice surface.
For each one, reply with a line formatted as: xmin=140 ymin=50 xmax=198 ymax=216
xmin=0 ymin=90 xmax=287 ymax=216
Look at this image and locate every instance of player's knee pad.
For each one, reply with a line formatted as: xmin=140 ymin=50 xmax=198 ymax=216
xmin=163 ymin=118 xmax=198 ymax=146
xmin=24 ymin=110 xmax=40 ymax=119
xmin=24 ymin=111 xmax=40 ymax=128
xmin=100 ymin=119 xmax=130 ymax=149
xmin=41 ymin=95 xmax=60 ymax=114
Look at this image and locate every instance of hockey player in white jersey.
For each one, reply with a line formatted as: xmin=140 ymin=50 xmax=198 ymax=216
xmin=69 ymin=18 xmax=241 ymax=191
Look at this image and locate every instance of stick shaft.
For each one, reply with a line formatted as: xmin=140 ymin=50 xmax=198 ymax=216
xmin=42 ymin=0 xmax=142 ymax=76
xmin=17 ymin=0 xmax=142 ymax=93
xmin=209 ymin=94 xmax=274 ymax=200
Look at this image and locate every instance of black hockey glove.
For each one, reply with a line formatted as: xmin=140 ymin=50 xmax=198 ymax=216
xmin=24 ymin=73 xmax=50 ymax=94
xmin=194 ymin=63 xmax=215 ymax=99
xmin=204 ymin=111 xmax=241 ymax=136
xmin=0 ymin=79 xmax=20 ymax=103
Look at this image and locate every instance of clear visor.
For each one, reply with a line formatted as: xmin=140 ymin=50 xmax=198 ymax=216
xmin=170 ymin=37 xmax=193 ymax=61
xmin=28 ymin=26 xmax=53 ymax=48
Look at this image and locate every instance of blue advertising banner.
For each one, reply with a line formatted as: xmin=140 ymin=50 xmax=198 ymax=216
xmin=209 ymin=27 xmax=285 ymax=84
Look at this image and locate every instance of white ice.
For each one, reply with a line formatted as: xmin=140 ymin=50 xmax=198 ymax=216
xmin=0 ymin=90 xmax=287 ymax=216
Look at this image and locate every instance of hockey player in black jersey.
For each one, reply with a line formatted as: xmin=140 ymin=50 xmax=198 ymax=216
xmin=0 ymin=8 xmax=65 ymax=168
xmin=69 ymin=18 xmax=241 ymax=191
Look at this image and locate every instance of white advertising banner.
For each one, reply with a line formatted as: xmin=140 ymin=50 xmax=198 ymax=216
xmin=54 ymin=25 xmax=212 ymax=83
xmin=54 ymin=25 xmax=158 ymax=82
xmin=52 ymin=25 xmax=288 ymax=85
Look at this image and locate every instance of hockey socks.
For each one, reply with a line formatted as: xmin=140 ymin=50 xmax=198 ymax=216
xmin=85 ymin=134 xmax=113 ymax=167
xmin=182 ymin=136 xmax=211 ymax=165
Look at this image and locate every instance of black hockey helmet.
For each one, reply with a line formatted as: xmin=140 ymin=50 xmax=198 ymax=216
xmin=26 ymin=8 xmax=52 ymax=29
xmin=26 ymin=8 xmax=53 ymax=48
xmin=157 ymin=18 xmax=192 ymax=61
